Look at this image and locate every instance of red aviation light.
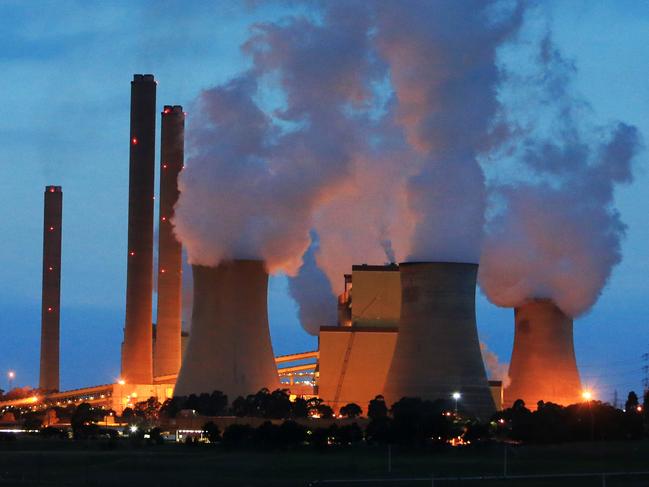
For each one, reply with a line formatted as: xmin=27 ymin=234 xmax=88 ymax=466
xmin=47 ymin=307 xmax=53 ymax=312
xmin=162 ymin=163 xmax=168 ymax=169
xmin=131 ymin=137 xmax=138 ymax=145
xmin=48 ymin=266 xmax=54 ymax=271
xmin=163 ymin=108 xmax=171 ymax=114
xmin=48 ymin=226 xmax=55 ymax=232
xmin=49 ymin=188 xmax=55 ymax=193
xmin=129 ymin=251 xmax=136 ymax=257
xmin=161 ymin=216 xmax=167 ymax=222
xmin=161 ymin=268 xmax=166 ymax=274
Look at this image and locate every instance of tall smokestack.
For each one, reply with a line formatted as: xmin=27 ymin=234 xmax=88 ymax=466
xmin=383 ymin=262 xmax=495 ymax=419
xmin=39 ymin=185 xmax=62 ymax=392
xmin=122 ymin=74 xmax=156 ymax=384
xmin=154 ymin=105 xmax=185 ymax=378
xmin=504 ymin=299 xmax=582 ymax=408
xmin=174 ymin=260 xmax=279 ymax=398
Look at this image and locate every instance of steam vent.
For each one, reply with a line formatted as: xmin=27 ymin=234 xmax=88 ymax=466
xmin=39 ymin=185 xmax=62 ymax=392
xmin=173 ymin=260 xmax=280 ymax=398
xmin=383 ymin=262 xmax=496 ymax=419
xmin=504 ymin=299 xmax=582 ymax=408
xmin=153 ymin=105 xmax=185 ymax=378
xmin=122 ymin=74 xmax=157 ymax=384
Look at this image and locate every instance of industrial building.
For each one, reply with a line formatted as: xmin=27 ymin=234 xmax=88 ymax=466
xmin=504 ymin=299 xmax=582 ymax=409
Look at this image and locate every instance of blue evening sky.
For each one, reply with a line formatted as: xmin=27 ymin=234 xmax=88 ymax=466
xmin=0 ymin=1 xmax=647 ymax=403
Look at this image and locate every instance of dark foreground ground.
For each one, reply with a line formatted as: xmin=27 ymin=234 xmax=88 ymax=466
xmin=1 ymin=439 xmax=649 ymax=486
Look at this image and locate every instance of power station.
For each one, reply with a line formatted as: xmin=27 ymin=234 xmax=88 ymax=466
xmin=20 ymin=74 xmax=587 ymax=419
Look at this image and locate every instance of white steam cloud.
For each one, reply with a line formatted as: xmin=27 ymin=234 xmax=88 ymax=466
xmin=479 ymin=27 xmax=641 ymax=317
xmin=173 ymin=2 xmax=639 ymax=332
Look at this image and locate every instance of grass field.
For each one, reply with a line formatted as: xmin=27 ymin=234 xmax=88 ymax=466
xmin=1 ymin=439 xmax=648 ymax=486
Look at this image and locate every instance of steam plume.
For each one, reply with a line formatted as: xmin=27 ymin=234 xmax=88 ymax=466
xmin=287 ymin=233 xmax=337 ymax=335
xmin=479 ymin=29 xmax=641 ymax=317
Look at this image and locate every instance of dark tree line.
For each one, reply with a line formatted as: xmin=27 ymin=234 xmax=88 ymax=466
xmin=159 ymin=388 xmax=340 ymax=420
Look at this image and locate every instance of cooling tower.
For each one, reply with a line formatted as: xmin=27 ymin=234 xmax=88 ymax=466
xmin=39 ymin=185 xmax=62 ymax=392
xmin=122 ymin=74 xmax=156 ymax=384
xmin=383 ymin=262 xmax=496 ymax=419
xmin=153 ymin=105 xmax=185 ymax=379
xmin=504 ymin=299 xmax=582 ymax=408
xmin=173 ymin=260 xmax=280 ymax=398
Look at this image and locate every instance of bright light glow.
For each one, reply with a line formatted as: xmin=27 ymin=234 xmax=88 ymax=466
xmin=582 ymin=391 xmax=593 ymax=401
xmin=117 ymin=379 xmax=125 ymax=386
xmin=49 ymin=226 xmax=54 ymax=231
xmin=637 ymin=405 xmax=643 ymax=413
xmin=129 ymin=251 xmax=135 ymax=256
xmin=452 ymin=392 xmax=461 ymax=400
xmin=130 ymin=425 xmax=138 ymax=433
xmin=131 ymin=137 xmax=138 ymax=145
xmin=8 ymin=371 xmax=15 ymax=380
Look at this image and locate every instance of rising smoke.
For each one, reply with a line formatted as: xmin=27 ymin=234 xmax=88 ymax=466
xmin=479 ymin=26 xmax=641 ymax=317
xmin=173 ymin=1 xmax=639 ymax=333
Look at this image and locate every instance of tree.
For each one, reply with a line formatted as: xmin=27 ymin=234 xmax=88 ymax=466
xmin=223 ymin=424 xmax=254 ymax=448
xmin=203 ymin=421 xmax=221 ymax=443
xmin=317 ymin=404 xmax=334 ymax=419
xmin=368 ymin=395 xmax=388 ymax=420
xmin=71 ymin=403 xmax=96 ymax=440
xmin=134 ymin=397 xmax=161 ymax=421
xmin=291 ymin=397 xmax=309 ymax=418
xmin=278 ymin=420 xmax=306 ymax=447
xmin=336 ymin=423 xmax=363 ymax=445
xmin=625 ymin=391 xmax=639 ymax=412
xmin=340 ymin=403 xmax=362 ymax=419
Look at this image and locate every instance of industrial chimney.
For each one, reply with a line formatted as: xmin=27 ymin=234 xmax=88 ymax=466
xmin=504 ymin=299 xmax=582 ymax=408
xmin=153 ymin=105 xmax=185 ymax=379
xmin=122 ymin=74 xmax=156 ymax=384
xmin=173 ymin=260 xmax=280 ymax=398
xmin=383 ymin=262 xmax=495 ymax=419
xmin=39 ymin=185 xmax=62 ymax=392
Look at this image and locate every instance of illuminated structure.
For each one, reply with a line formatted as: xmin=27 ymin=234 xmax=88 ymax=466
xmin=383 ymin=262 xmax=495 ymax=419
xmin=122 ymin=74 xmax=157 ymax=385
xmin=174 ymin=260 xmax=280 ymax=398
xmin=39 ymin=186 xmax=62 ymax=392
xmin=322 ymin=265 xmax=401 ymax=412
xmin=504 ymin=299 xmax=582 ymax=408
xmin=153 ymin=105 xmax=185 ymax=379
xmin=319 ymin=326 xmax=397 ymax=412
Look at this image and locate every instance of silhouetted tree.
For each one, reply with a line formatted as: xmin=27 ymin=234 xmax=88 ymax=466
xmin=340 ymin=403 xmax=362 ymax=418
xmin=317 ymin=404 xmax=334 ymax=419
xmin=134 ymin=397 xmax=161 ymax=421
xmin=365 ymin=416 xmax=392 ymax=444
xmin=203 ymin=421 xmax=221 ymax=443
xmin=368 ymin=395 xmax=388 ymax=420
xmin=223 ymin=424 xmax=254 ymax=448
xmin=336 ymin=423 xmax=363 ymax=445
xmin=625 ymin=391 xmax=639 ymax=412
xmin=278 ymin=420 xmax=307 ymax=447
xmin=292 ymin=397 xmax=309 ymax=418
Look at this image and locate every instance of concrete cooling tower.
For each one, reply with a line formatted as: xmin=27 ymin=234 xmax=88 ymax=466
xmin=504 ymin=299 xmax=582 ymax=409
xmin=173 ymin=260 xmax=280 ymax=399
xmin=383 ymin=262 xmax=496 ymax=419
